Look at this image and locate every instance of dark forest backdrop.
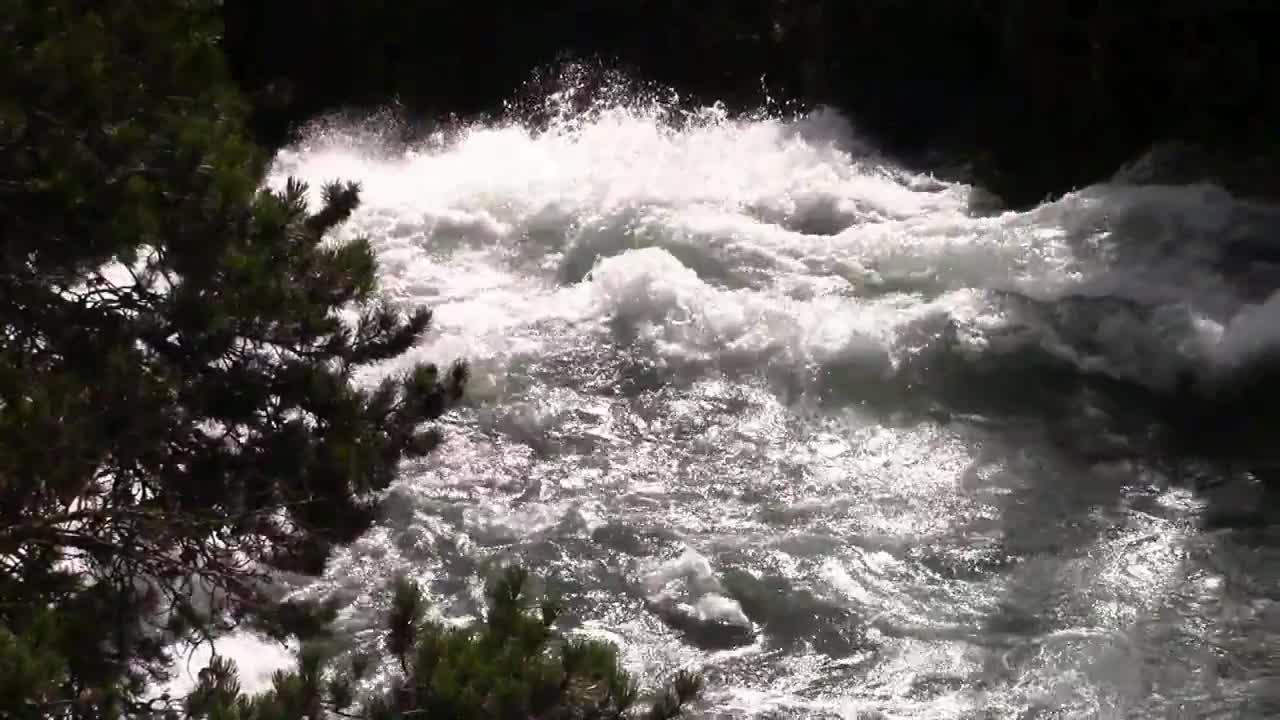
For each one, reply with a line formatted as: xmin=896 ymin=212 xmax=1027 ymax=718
xmin=224 ymin=1 xmax=1279 ymax=207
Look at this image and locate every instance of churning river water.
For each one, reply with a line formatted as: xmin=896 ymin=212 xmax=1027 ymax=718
xmin=197 ymin=88 xmax=1280 ymax=718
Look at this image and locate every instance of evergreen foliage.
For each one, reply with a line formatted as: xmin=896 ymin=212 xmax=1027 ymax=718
xmin=188 ymin=569 xmax=701 ymax=720
xmin=0 ymin=1 xmax=462 ymax=716
xmin=0 ymin=3 xmax=700 ymax=718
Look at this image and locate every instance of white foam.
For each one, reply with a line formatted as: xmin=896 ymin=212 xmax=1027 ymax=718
xmin=641 ymin=548 xmax=753 ymax=635
xmin=162 ymin=632 xmax=295 ymax=699
xmin=694 ymin=594 xmax=751 ymax=627
xmin=644 ymin=548 xmax=724 ymax=600
xmin=1211 ymin=289 xmax=1280 ymax=372
xmin=268 ymin=97 xmax=1280 ymax=401
xmin=244 ymin=93 xmax=1280 ymax=718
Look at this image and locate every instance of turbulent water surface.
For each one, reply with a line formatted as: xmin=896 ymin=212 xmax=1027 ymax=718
xmin=214 ymin=89 xmax=1280 ymax=717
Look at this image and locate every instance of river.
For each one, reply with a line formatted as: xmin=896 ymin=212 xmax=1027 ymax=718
xmin=207 ymin=84 xmax=1280 ymax=718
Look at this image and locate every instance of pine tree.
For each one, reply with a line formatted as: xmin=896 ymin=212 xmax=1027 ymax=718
xmin=0 ymin=2 xmax=464 ymax=715
xmin=0 ymin=4 xmax=701 ymax=719
xmin=189 ymin=569 xmax=702 ymax=720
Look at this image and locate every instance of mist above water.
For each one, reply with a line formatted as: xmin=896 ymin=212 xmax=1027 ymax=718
xmin=196 ymin=77 xmax=1279 ymax=718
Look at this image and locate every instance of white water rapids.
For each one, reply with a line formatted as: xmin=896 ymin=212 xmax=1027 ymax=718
xmin=188 ymin=93 xmax=1280 ymax=718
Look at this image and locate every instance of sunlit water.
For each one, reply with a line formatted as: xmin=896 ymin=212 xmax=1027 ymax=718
xmin=192 ymin=89 xmax=1280 ymax=717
